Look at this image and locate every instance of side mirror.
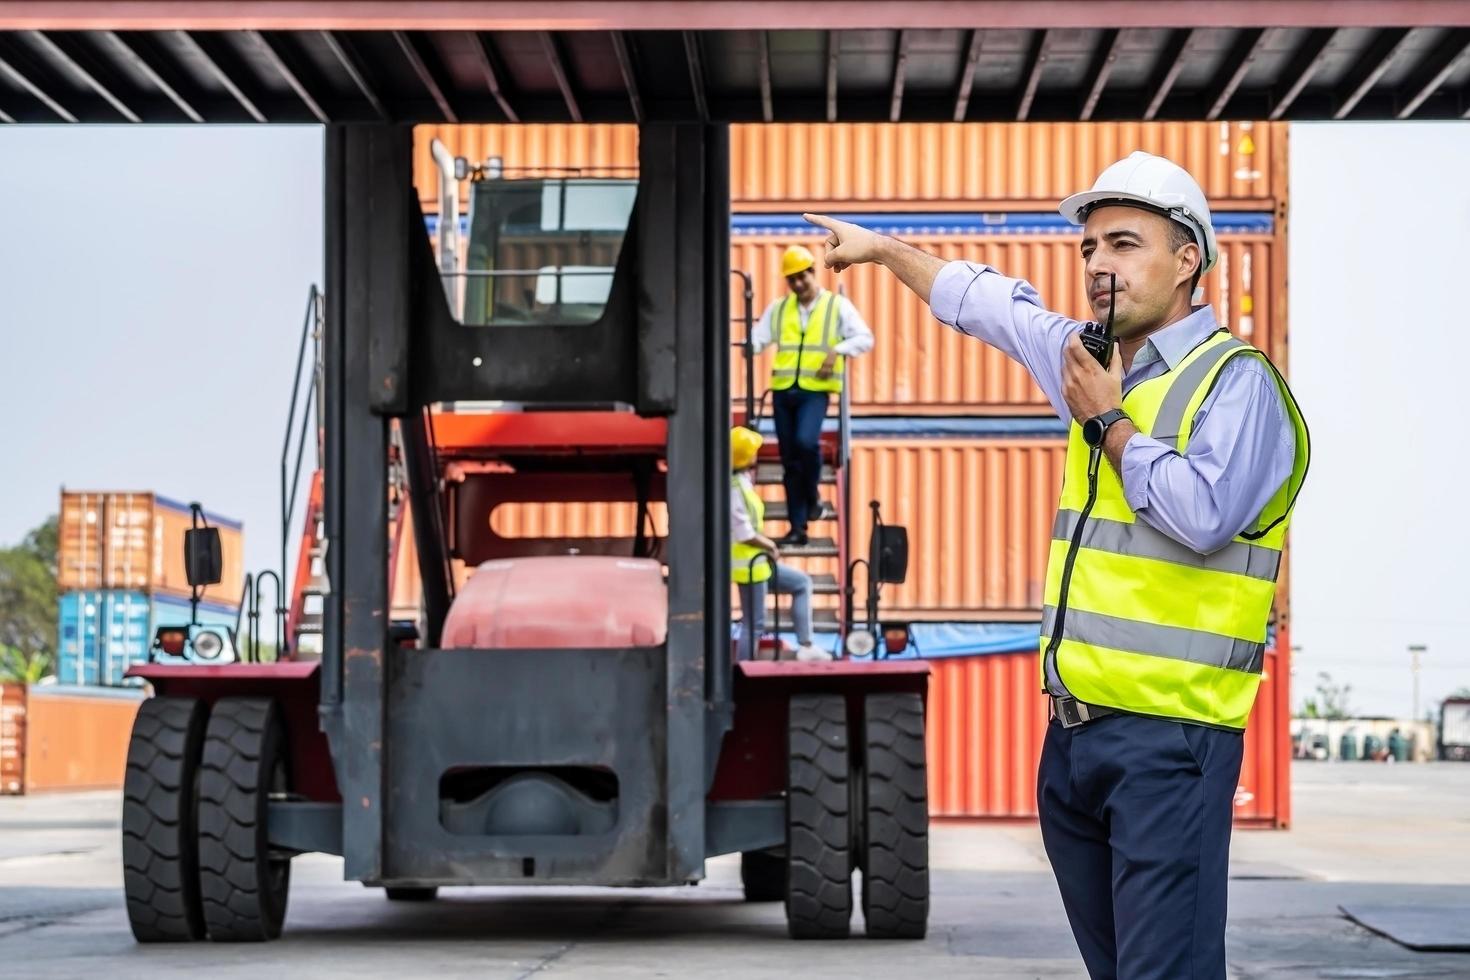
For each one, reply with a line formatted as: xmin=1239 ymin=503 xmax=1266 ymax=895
xmin=184 ymin=526 xmax=223 ymax=587
xmin=870 ymin=524 xmax=908 ymax=585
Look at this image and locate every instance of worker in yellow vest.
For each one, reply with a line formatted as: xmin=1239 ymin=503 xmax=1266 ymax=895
xmin=803 ymin=152 xmax=1308 ymax=980
xmin=729 ymin=426 xmax=828 ymax=663
xmin=750 ymin=244 xmax=873 ymax=546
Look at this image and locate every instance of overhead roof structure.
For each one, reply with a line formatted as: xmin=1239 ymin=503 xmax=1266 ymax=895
xmin=1 ymin=3 xmax=1468 ymax=124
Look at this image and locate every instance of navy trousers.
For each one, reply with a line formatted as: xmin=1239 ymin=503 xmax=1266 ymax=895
xmin=1037 ymin=712 xmax=1244 ymax=980
xmin=771 ymin=386 xmax=829 ymax=536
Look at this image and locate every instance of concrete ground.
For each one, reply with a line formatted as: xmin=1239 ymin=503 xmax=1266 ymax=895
xmin=2 ymin=761 xmax=1468 ymax=979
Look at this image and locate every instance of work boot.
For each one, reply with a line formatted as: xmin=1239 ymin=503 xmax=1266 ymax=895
xmin=795 ymin=643 xmax=832 ymax=662
xmin=777 ymin=530 xmax=808 ymax=547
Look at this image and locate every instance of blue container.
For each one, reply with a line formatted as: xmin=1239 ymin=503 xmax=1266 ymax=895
xmin=58 ymin=591 xmax=240 ymax=687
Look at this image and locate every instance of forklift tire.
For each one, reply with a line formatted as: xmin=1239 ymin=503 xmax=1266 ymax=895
xmin=122 ymin=697 xmax=209 ymax=942
xmin=785 ymin=694 xmax=852 ymax=939
xmin=385 ymin=887 xmax=439 ymax=901
xmin=740 ymin=850 xmax=785 ymax=902
xmin=197 ymin=698 xmax=291 ymax=941
xmin=859 ymin=693 xmax=929 ymax=940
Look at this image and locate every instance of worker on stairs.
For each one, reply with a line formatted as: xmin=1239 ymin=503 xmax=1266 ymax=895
xmin=751 ymin=244 xmax=874 ymax=546
xmin=730 ymin=426 xmax=830 ymax=663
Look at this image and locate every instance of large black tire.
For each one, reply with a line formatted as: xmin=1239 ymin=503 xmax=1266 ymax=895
xmin=741 ymin=850 xmax=785 ymax=902
xmin=385 ymin=887 xmax=439 ymax=901
xmin=860 ymin=693 xmax=929 ymax=939
xmin=122 ymin=697 xmax=208 ymax=942
xmin=785 ymin=694 xmax=852 ymax=939
xmin=197 ymin=698 xmax=291 ymax=941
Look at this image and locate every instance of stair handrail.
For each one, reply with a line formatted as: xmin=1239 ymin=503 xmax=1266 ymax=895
xmin=279 ymin=285 xmax=324 ymax=657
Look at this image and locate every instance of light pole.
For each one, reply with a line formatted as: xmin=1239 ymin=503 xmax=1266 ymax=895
xmin=1408 ymin=644 xmax=1427 ymax=721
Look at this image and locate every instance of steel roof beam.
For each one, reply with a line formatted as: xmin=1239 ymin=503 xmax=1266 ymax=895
xmin=889 ymin=29 xmax=909 ymax=122
xmin=28 ymin=30 xmax=139 ymax=122
xmin=0 ymin=42 xmax=76 ymax=121
xmin=395 ymin=30 xmax=458 ymax=123
xmin=1333 ymin=27 xmax=1415 ymax=119
xmin=320 ymin=30 xmax=388 ymax=121
xmin=1016 ymin=29 xmax=1051 ymax=121
xmin=105 ymin=30 xmax=202 ymax=122
xmin=250 ymin=30 xmax=329 ymax=123
xmin=540 ymin=30 xmax=581 ymax=122
xmin=826 ymin=29 xmax=839 ymax=122
xmin=1079 ymin=28 xmax=1122 ymax=121
xmin=1396 ymin=29 xmax=1470 ymax=118
xmin=1143 ymin=28 xmax=1195 ymax=120
xmin=1205 ymin=27 xmax=1269 ymax=120
xmin=683 ymin=30 xmax=707 ymax=122
xmin=468 ymin=32 xmax=517 ymax=123
xmin=609 ymin=30 xmax=642 ymax=123
xmin=757 ymin=30 xmax=773 ymax=123
xmin=181 ymin=30 xmax=266 ymax=122
xmin=1269 ymin=27 xmax=1337 ymax=120
xmin=953 ymin=28 xmax=983 ymax=122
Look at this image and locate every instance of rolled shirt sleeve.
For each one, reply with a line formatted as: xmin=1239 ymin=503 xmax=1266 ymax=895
xmin=749 ymin=299 xmax=779 ymax=355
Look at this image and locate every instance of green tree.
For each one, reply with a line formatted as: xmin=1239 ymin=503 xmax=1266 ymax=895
xmin=0 ymin=516 xmax=59 ymax=683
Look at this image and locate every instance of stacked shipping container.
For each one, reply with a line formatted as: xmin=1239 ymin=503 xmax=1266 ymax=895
xmin=57 ymin=491 xmax=244 ymax=686
xmin=413 ymin=122 xmax=1294 ymax=825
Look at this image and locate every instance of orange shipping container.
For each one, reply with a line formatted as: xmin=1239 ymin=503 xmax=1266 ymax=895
xmin=9 ymin=686 xmax=144 ymax=794
xmin=1 ymin=683 xmax=24 ymax=794
xmin=416 ymin=121 xmax=1284 ymax=214
xmin=732 ymin=230 xmax=1283 ymax=414
xmin=58 ymin=491 xmax=245 ymax=606
xmin=926 ymin=636 xmax=1290 ymax=826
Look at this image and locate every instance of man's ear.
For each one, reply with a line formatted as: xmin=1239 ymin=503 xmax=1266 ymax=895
xmin=1176 ymin=242 xmax=1201 ymax=286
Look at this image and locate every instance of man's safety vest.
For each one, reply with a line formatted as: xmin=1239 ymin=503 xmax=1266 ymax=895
xmin=731 ymin=475 xmax=773 ymax=584
xmin=1041 ymin=330 xmax=1310 ymax=731
xmin=770 ymin=290 xmax=843 ymax=393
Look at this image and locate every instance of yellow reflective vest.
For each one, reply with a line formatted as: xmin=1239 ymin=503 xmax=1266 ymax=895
xmin=770 ymin=290 xmax=844 ymax=393
xmin=731 ymin=475 xmax=773 ymax=584
xmin=1041 ymin=330 xmax=1310 ymax=730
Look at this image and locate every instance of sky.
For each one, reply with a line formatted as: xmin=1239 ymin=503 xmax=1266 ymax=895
xmin=1288 ymin=122 xmax=1470 ymax=720
xmin=2 ymin=121 xmax=1466 ymax=719
xmin=0 ymin=125 xmax=322 ymax=596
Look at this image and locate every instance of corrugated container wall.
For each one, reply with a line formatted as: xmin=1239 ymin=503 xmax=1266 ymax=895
xmin=1 ymin=683 xmax=24 ymax=794
xmin=731 ymin=233 xmax=1281 ymax=414
xmin=926 ymin=638 xmax=1288 ymax=825
xmin=57 ymin=591 xmax=241 ymax=687
xmin=15 ymin=686 xmax=144 ymax=793
xmin=58 ymin=492 xmax=245 ymax=605
xmin=415 ymin=122 xmax=1284 ymax=214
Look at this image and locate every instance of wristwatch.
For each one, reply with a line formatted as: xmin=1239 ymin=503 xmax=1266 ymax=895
xmin=1082 ymin=409 xmax=1129 ymax=448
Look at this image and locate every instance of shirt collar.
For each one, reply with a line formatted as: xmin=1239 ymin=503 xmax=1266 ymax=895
xmin=1138 ymin=305 xmax=1221 ymax=371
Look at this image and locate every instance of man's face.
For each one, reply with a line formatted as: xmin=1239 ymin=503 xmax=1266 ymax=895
xmin=787 ymin=268 xmax=818 ymax=303
xmin=1080 ymin=206 xmax=1199 ymax=338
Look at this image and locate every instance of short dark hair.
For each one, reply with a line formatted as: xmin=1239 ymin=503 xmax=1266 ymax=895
xmin=1167 ymin=221 xmax=1203 ymax=293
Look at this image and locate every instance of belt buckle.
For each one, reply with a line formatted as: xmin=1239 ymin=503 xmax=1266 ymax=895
xmin=1053 ymin=696 xmax=1091 ymax=729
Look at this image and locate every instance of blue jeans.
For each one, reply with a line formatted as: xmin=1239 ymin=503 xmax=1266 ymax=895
xmin=1037 ymin=713 xmax=1244 ymax=980
xmin=736 ymin=562 xmax=813 ymax=661
xmin=771 ymin=386 xmax=829 ymax=536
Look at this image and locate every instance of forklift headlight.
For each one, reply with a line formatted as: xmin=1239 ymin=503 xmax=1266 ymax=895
xmin=845 ymin=630 xmax=877 ymax=657
xmin=193 ymin=629 xmax=226 ymax=661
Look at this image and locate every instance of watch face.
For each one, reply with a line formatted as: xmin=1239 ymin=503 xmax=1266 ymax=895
xmin=1083 ymin=418 xmax=1103 ymax=447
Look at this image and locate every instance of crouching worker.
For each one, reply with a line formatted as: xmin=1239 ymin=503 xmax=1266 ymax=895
xmin=730 ymin=426 xmax=829 ymax=663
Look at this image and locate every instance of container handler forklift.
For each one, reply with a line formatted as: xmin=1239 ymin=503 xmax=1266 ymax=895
xmin=122 ymin=123 xmax=930 ymax=944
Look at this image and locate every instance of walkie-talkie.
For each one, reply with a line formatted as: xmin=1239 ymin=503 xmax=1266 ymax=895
xmin=1079 ymin=274 xmax=1117 ymax=369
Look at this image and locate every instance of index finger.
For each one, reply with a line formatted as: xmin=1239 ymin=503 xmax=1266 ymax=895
xmin=803 ymin=213 xmax=839 ymax=232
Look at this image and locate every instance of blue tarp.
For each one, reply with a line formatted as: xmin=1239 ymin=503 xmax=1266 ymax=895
xmin=733 ymin=620 xmax=1041 ymax=661
xmin=745 ymin=416 xmax=1067 ymax=437
xmin=424 ymin=210 xmax=1275 ymax=240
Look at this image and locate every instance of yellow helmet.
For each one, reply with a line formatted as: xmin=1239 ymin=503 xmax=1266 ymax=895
xmin=731 ymin=426 xmax=763 ymax=471
xmin=780 ymin=244 xmax=816 ymax=279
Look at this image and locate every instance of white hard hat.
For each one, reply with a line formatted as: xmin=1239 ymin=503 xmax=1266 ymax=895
xmin=1059 ymin=151 xmax=1218 ymax=275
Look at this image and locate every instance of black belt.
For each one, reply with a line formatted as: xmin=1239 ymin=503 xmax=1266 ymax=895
xmin=1049 ymin=695 xmax=1118 ymax=729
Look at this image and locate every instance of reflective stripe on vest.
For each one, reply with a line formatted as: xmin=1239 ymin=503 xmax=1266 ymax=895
xmin=770 ymin=290 xmax=844 ymax=393
xmin=1041 ymin=329 xmax=1310 ymax=731
xmin=731 ymin=476 xmax=773 ymax=584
